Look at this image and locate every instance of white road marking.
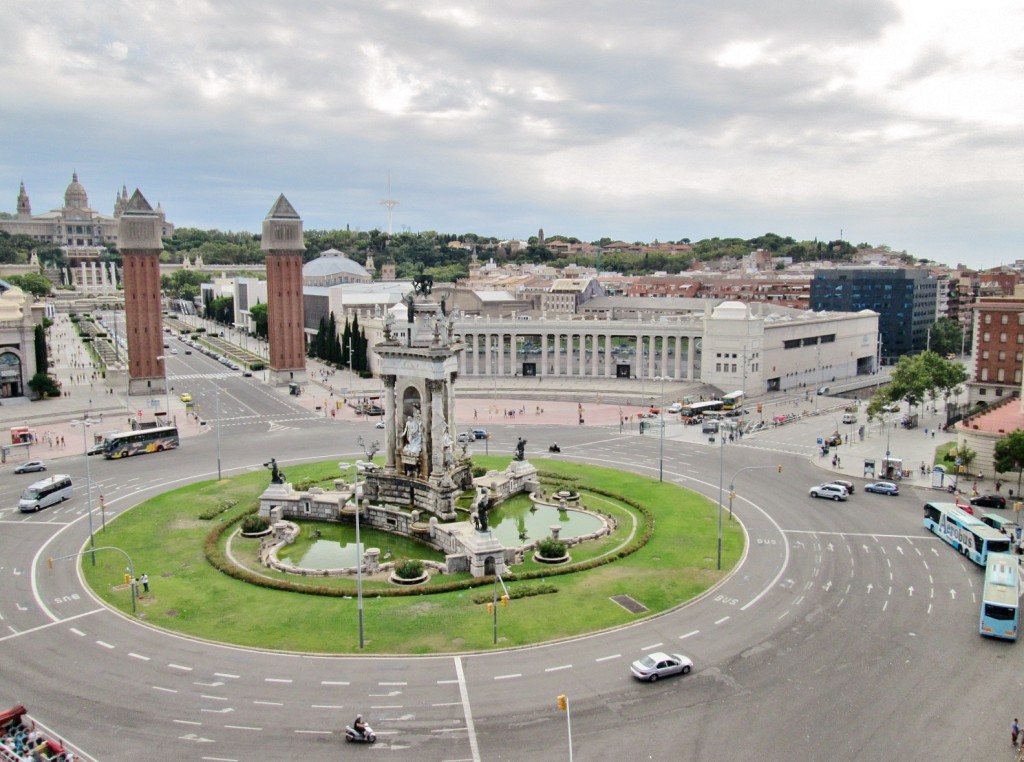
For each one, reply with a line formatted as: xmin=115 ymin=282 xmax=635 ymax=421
xmin=265 ymin=677 xmax=292 ymax=683
xmin=454 ymin=656 xmax=481 ymax=762
xmin=70 ymin=628 xmax=85 ymax=637
xmin=679 ymin=630 xmax=699 ymax=640
xmin=493 ymin=674 xmax=521 ymax=680
xmin=595 ymin=654 xmax=620 ymax=662
xmin=201 ymin=694 xmax=228 ymax=701
xmin=168 ymin=663 xmax=193 ymax=671
xmin=714 ymin=616 xmax=730 ymax=625
xmin=253 ymin=700 xmax=283 ymax=706
xmin=173 ymin=720 xmax=202 ymax=726
xmin=96 ymin=640 xmax=115 ymax=649
xmin=311 ymin=704 xmax=345 ymax=710
xmin=640 ymin=642 xmax=663 ymax=651
xmin=215 ymin=673 xmax=240 ymax=679
xmin=153 ymin=686 xmax=178 ymax=693
xmin=224 ymin=725 xmax=261 ymax=731
xmin=321 ymin=680 xmax=349 ymax=686
xmin=545 ymin=664 xmax=572 ymax=673
xmin=129 ymin=652 xmax=150 ymax=661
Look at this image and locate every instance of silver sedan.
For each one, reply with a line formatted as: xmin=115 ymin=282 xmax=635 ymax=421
xmin=630 ymin=652 xmax=693 ymax=682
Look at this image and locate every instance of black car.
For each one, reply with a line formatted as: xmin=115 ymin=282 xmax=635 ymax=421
xmin=971 ymin=493 xmax=1007 ymax=509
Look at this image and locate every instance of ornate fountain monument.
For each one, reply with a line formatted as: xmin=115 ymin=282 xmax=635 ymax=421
xmin=255 ymin=279 xmax=598 ymax=579
xmin=360 ymin=275 xmax=474 ymax=519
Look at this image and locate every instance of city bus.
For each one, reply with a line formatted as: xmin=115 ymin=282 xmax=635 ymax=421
xmin=979 ymin=553 xmax=1020 ymax=640
xmin=923 ymin=502 xmax=1013 ymax=566
xmin=721 ymin=391 xmax=745 ymax=411
xmin=103 ymin=426 xmax=180 ymax=459
xmin=678 ymin=400 xmax=724 ymax=420
xmin=18 ymin=474 xmax=73 ymax=513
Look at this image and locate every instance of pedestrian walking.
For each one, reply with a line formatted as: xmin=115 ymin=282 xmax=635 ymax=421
xmin=1012 ymin=718 xmax=1019 ymax=747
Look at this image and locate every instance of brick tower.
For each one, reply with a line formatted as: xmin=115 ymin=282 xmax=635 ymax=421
xmin=118 ymin=189 xmax=168 ymax=397
xmin=261 ymin=194 xmax=307 ymax=386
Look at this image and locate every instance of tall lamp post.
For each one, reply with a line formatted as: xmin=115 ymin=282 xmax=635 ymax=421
xmin=654 ymin=376 xmax=669 ymax=482
xmin=717 ymin=427 xmax=725 ymax=570
xmin=70 ymin=411 xmax=99 ymax=566
xmin=339 ymin=460 xmax=365 ymax=649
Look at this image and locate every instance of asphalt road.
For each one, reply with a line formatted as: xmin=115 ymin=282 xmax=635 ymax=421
xmin=0 ymin=382 xmax=1016 ymax=761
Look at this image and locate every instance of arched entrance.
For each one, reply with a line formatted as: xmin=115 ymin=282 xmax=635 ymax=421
xmin=0 ymin=352 xmax=23 ymax=398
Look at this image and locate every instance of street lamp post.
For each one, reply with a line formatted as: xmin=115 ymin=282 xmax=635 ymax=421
xmin=339 ymin=460 xmax=365 ymax=649
xmin=717 ymin=427 xmax=725 ymax=570
xmin=70 ymin=411 xmax=99 ymax=565
xmin=654 ymin=376 xmax=669 ymax=482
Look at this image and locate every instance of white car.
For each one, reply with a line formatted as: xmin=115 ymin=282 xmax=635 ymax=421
xmin=809 ymin=483 xmax=848 ymax=501
xmin=374 ymin=420 xmax=385 ymax=429
xmin=631 ymin=652 xmax=693 ymax=682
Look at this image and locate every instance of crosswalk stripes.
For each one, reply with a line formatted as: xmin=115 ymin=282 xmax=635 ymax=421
xmin=267 ymin=421 xmax=297 ymax=432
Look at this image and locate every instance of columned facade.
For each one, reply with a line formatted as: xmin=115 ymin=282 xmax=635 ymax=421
xmin=261 ymin=195 xmax=307 ymax=387
xmin=118 ymin=190 xmax=167 ymax=397
xmin=454 ymin=319 xmax=703 ymax=383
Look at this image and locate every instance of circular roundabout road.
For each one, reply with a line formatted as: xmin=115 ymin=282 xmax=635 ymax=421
xmin=0 ymin=416 xmax=1016 ymax=761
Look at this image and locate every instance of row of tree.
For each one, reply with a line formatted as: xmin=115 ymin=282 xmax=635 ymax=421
xmin=308 ymin=313 xmax=369 ymax=372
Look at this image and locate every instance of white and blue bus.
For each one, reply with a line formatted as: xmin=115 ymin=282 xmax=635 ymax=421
xmin=103 ymin=426 xmax=180 ymax=459
xmin=18 ymin=474 xmax=73 ymax=513
xmin=980 ymin=553 xmax=1020 ymax=640
xmin=923 ymin=502 xmax=1013 ymax=566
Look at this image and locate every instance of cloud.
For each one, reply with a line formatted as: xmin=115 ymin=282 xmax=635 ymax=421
xmin=0 ymin=1 xmax=1021 ymax=266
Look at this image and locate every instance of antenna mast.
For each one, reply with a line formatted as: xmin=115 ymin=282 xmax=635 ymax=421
xmin=380 ymin=171 xmax=399 ymax=235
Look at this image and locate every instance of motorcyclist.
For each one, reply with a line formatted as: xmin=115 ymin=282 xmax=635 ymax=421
xmin=353 ymin=714 xmax=367 ymax=738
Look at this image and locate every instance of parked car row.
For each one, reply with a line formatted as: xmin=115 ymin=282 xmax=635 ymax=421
xmin=178 ymin=335 xmax=243 ymax=371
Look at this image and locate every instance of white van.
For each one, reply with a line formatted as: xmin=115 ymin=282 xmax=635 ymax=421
xmin=19 ymin=474 xmax=73 ymax=513
xmin=842 ymin=413 xmax=857 ymax=424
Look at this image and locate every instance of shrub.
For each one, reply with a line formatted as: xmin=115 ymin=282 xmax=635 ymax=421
xmin=199 ymin=498 xmax=239 ymax=520
xmin=249 ymin=362 xmax=266 ymax=371
xmin=394 ymin=559 xmax=425 ymax=579
xmin=471 ymin=465 xmax=488 ymax=478
xmin=241 ymin=514 xmax=270 ymax=534
xmin=537 ymin=537 xmax=567 ymax=559
xmin=28 ymin=373 xmax=61 ymax=398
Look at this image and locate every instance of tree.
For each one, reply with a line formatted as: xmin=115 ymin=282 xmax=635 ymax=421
xmin=33 ymin=324 xmax=47 ymax=375
xmin=928 ymin=318 xmax=963 ymax=357
xmin=249 ymin=302 xmax=268 ymax=338
xmin=994 ymin=430 xmax=1024 ymax=496
xmin=28 ymin=372 xmax=60 ymax=398
xmin=6 ymin=272 xmax=52 ymax=297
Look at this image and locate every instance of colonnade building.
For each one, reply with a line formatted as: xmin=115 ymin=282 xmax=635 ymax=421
xmin=364 ymin=301 xmax=880 ymax=395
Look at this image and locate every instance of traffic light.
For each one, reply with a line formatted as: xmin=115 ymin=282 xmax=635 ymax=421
xmin=487 ymin=602 xmax=494 ymax=614
xmin=777 ymin=464 xmax=783 ymax=473
xmin=501 ymin=594 xmax=509 ymax=608
xmin=557 ymin=694 xmax=567 ymax=711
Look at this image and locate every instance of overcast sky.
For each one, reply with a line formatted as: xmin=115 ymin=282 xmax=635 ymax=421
xmin=1 ymin=1 xmax=1022 ymax=268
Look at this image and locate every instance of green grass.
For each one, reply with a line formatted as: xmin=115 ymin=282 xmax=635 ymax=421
xmin=80 ymin=458 xmax=743 ymax=653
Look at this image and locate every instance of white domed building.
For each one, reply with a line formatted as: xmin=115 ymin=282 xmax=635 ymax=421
xmin=303 ymin=249 xmax=372 ymax=286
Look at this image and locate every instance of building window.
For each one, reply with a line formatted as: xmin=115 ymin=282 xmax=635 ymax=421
xmin=996 ymin=388 xmax=1004 ymax=396
xmin=1002 ymin=314 xmax=1009 ymax=325
xmin=984 ymin=332 xmax=990 ymax=342
xmin=980 ymin=387 xmax=987 ymax=396
xmin=981 ymin=368 xmax=989 ymax=381
xmin=982 ymin=351 xmax=990 ymax=360
xmin=997 ymin=368 xmax=1005 ymax=382
xmin=984 ymin=314 xmax=992 ymax=324
xmin=1001 ymin=333 xmax=1008 ymax=343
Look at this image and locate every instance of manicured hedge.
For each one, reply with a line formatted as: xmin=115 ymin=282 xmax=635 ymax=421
xmin=202 ymin=479 xmax=654 ymax=598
